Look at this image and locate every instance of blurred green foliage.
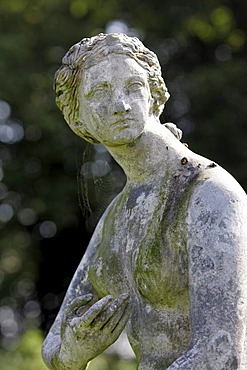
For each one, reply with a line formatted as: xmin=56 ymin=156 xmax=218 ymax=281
xmin=0 ymin=328 xmax=136 ymax=370
xmin=0 ymin=0 xmax=247 ymax=367
xmin=0 ymin=329 xmax=48 ymax=370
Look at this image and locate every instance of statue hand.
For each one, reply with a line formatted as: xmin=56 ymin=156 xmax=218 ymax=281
xmin=58 ymin=292 xmax=131 ymax=369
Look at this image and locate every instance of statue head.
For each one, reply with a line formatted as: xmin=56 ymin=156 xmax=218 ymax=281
xmin=54 ymin=33 xmax=170 ymax=143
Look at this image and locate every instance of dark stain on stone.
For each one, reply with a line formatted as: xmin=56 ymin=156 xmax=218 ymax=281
xmin=208 ymin=162 xmax=217 ymax=168
xmin=181 ymin=157 xmax=188 ymax=165
xmin=127 ymin=184 xmax=152 ymax=209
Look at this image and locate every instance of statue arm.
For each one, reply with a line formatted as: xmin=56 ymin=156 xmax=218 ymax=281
xmin=168 ymin=173 xmax=247 ymax=369
xmin=42 ymin=211 xmax=131 ymax=370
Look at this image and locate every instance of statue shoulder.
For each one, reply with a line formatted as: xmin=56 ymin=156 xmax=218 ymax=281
xmin=194 ymin=163 xmax=246 ymax=201
xmin=187 ymin=163 xmax=247 ymax=232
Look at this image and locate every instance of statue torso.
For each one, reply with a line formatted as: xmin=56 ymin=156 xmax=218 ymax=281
xmin=88 ymin=164 xmax=201 ymax=368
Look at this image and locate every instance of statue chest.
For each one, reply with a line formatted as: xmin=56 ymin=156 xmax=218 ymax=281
xmin=88 ymin=184 xmax=189 ymax=307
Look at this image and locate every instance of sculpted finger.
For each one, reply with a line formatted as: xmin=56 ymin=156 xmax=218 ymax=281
xmin=65 ymin=294 xmax=94 ymax=319
xmin=91 ymin=293 xmax=130 ymax=330
xmin=81 ymin=295 xmax=113 ymax=325
xmin=107 ymin=302 xmax=132 ymax=338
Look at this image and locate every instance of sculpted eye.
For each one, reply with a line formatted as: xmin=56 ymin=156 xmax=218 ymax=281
xmin=128 ymin=81 xmax=144 ymax=92
xmin=87 ymin=83 xmax=110 ymax=99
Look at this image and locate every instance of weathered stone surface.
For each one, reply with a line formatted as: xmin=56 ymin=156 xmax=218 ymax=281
xmin=42 ymin=33 xmax=247 ymax=369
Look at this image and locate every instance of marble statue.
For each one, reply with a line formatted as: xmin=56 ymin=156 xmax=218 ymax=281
xmin=42 ymin=33 xmax=247 ymax=369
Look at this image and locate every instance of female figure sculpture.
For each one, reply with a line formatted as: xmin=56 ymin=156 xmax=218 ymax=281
xmin=42 ymin=33 xmax=247 ymax=369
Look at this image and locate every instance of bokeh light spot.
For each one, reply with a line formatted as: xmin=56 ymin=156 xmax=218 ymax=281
xmin=16 ymin=279 xmax=35 ymax=298
xmin=0 ymin=120 xmax=24 ymax=144
xmin=1 ymin=252 xmax=21 ymax=274
xmin=0 ymin=100 xmax=11 ymax=121
xmin=70 ymin=0 xmax=88 ymax=18
xmin=1 ymin=318 xmax=19 ymax=338
xmin=211 ymin=6 xmax=233 ymax=36
xmin=227 ymin=29 xmax=246 ymax=50
xmin=106 ymin=20 xmax=129 ymax=34
xmin=17 ymin=208 xmax=37 ymax=226
xmin=23 ymin=300 xmax=41 ymax=319
xmin=39 ymin=221 xmax=57 ymax=238
xmin=215 ymin=44 xmax=232 ymax=62
xmin=6 ymin=0 xmax=28 ymax=13
xmin=0 ymin=203 xmax=14 ymax=222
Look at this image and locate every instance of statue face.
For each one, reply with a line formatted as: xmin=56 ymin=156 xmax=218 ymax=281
xmin=77 ymin=54 xmax=154 ymax=146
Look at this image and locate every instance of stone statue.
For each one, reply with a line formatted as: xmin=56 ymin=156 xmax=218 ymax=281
xmin=42 ymin=33 xmax=247 ymax=369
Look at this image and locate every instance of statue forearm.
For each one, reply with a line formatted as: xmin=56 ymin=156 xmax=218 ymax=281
xmin=42 ymin=332 xmax=61 ymax=370
xmin=42 ymin=331 xmax=88 ymax=370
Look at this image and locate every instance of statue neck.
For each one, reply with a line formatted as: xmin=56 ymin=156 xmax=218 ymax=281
xmin=105 ymin=119 xmax=187 ymax=184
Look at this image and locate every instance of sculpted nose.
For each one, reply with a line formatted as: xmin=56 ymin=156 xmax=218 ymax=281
xmin=113 ymin=99 xmax=131 ymax=115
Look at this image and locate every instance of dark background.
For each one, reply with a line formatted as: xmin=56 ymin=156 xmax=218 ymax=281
xmin=0 ymin=0 xmax=247 ymax=356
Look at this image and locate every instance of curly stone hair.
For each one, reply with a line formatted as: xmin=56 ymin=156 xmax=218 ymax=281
xmin=54 ymin=33 xmax=170 ymax=143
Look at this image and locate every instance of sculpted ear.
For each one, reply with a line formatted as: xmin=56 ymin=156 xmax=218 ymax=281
xmin=164 ymin=122 xmax=183 ymax=141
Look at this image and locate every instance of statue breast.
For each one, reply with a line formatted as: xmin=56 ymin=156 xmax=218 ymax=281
xmin=88 ymin=178 xmax=194 ymax=308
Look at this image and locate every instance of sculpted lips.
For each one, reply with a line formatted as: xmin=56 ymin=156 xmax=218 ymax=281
xmin=113 ymin=118 xmax=133 ymax=130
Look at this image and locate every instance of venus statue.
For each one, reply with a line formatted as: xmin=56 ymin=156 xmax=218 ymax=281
xmin=42 ymin=33 xmax=247 ymax=369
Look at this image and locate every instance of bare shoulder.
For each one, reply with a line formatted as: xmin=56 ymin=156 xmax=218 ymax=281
xmin=190 ymin=163 xmax=247 ymax=211
xmin=187 ymin=162 xmax=247 ymax=248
